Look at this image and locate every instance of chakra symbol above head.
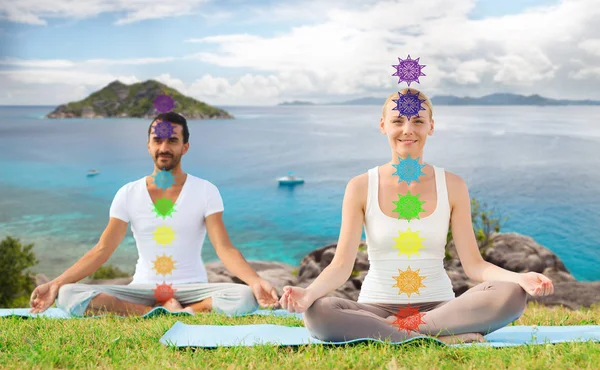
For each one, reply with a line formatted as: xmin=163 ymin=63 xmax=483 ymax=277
xmin=392 ymin=55 xmax=426 ymax=86
xmin=153 ymin=93 xmax=175 ymax=113
xmin=392 ymin=89 xmax=427 ymax=120
xmin=152 ymin=120 xmax=175 ymax=140
xmin=392 ymin=155 xmax=426 ymax=185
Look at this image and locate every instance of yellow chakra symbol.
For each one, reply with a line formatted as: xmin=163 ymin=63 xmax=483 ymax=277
xmin=153 ymin=225 xmax=175 ymax=246
xmin=153 ymin=254 xmax=176 ymax=276
xmin=392 ymin=228 xmax=425 ymax=258
xmin=392 ymin=266 xmax=426 ymax=297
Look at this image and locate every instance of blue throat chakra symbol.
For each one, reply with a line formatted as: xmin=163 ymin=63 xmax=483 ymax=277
xmin=152 ymin=168 xmax=176 ymax=190
xmin=392 ymin=155 xmax=426 ymax=185
xmin=153 ymin=120 xmax=175 ymax=139
xmin=153 ymin=93 xmax=175 ymax=113
xmin=392 ymin=89 xmax=427 ymax=120
xmin=392 ymin=55 xmax=426 ymax=86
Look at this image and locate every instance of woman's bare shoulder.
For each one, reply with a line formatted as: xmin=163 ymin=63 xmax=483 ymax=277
xmin=347 ymin=172 xmax=369 ymax=193
xmin=345 ymin=172 xmax=369 ymax=210
xmin=442 ymin=169 xmax=469 ymax=207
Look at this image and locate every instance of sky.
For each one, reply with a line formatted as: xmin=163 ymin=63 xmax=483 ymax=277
xmin=0 ymin=0 xmax=599 ymax=106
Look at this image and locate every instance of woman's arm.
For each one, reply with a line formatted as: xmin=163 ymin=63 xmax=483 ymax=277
xmin=303 ymin=175 xmax=367 ymax=303
xmin=448 ymin=172 xmax=522 ymax=283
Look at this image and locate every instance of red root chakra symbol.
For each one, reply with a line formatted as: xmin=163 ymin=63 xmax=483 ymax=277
xmin=391 ymin=303 xmax=426 ymax=334
xmin=153 ymin=282 xmax=177 ymax=303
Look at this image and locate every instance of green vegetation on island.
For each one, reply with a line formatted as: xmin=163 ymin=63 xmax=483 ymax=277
xmin=46 ymin=80 xmax=233 ymax=119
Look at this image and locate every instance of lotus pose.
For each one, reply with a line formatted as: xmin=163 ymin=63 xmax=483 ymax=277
xmin=30 ymin=112 xmax=278 ymax=317
xmin=280 ymin=89 xmax=554 ymax=343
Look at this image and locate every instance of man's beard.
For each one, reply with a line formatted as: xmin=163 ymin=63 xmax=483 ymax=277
xmin=155 ymin=153 xmax=180 ymax=171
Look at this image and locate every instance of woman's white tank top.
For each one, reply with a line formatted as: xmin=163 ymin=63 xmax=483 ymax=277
xmin=357 ymin=165 xmax=456 ymax=303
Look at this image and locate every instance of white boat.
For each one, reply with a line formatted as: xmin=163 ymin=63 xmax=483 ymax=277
xmin=87 ymin=169 xmax=100 ymax=177
xmin=278 ymin=172 xmax=304 ymax=185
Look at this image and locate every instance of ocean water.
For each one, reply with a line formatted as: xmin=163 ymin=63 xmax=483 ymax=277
xmin=1 ymin=105 xmax=599 ymax=281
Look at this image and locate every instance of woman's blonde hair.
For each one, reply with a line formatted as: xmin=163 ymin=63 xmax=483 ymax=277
xmin=382 ymin=88 xmax=433 ymax=120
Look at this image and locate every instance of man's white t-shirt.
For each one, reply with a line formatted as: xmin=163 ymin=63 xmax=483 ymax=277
xmin=109 ymin=174 xmax=224 ymax=285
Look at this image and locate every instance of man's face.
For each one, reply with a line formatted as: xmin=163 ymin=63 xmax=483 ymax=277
xmin=147 ymin=121 xmax=189 ymax=172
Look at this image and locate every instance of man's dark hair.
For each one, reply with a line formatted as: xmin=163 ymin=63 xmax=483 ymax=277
xmin=148 ymin=112 xmax=190 ymax=144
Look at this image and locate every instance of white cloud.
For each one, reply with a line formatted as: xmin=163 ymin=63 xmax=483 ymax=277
xmin=570 ymin=67 xmax=600 ymax=80
xmin=579 ymin=39 xmax=600 ymax=56
xmin=0 ymin=0 xmax=209 ymax=25
xmin=0 ymin=69 xmax=139 ymax=86
xmin=2 ymin=0 xmax=600 ymax=105
xmin=0 ymin=57 xmax=76 ymax=68
xmin=186 ymin=0 xmax=600 ymax=100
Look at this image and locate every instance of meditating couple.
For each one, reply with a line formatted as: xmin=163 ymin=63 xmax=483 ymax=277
xmin=30 ymin=89 xmax=554 ymax=343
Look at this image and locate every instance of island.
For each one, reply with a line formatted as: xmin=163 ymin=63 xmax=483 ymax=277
xmin=327 ymin=93 xmax=600 ymax=106
xmin=278 ymin=100 xmax=316 ymax=106
xmin=46 ymin=80 xmax=233 ymax=119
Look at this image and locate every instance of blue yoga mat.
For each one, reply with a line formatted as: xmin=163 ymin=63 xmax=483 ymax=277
xmin=159 ymin=322 xmax=600 ymax=348
xmin=0 ymin=307 xmax=303 ymax=320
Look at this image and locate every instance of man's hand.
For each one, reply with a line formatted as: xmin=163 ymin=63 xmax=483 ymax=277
xmin=30 ymin=282 xmax=60 ymax=314
xmin=250 ymin=279 xmax=279 ymax=308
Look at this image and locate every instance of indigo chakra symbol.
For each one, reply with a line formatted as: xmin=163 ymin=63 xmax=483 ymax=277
xmin=392 ymin=55 xmax=426 ymax=86
xmin=153 ymin=120 xmax=175 ymax=140
xmin=392 ymin=89 xmax=427 ymax=120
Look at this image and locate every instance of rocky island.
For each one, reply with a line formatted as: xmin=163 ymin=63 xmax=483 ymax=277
xmin=45 ymin=80 xmax=233 ymax=120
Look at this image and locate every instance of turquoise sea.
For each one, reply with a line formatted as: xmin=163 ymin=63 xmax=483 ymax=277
xmin=1 ymin=105 xmax=599 ymax=281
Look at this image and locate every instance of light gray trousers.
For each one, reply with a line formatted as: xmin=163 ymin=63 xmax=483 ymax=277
xmin=303 ymin=281 xmax=528 ymax=342
xmin=56 ymin=282 xmax=259 ymax=317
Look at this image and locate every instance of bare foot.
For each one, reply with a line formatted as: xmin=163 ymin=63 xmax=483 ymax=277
xmin=182 ymin=307 xmax=195 ymax=315
xmin=161 ymin=298 xmax=184 ymax=312
xmin=437 ymin=333 xmax=486 ymax=344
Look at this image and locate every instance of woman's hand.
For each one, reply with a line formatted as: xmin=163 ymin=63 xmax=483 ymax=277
xmin=279 ymin=286 xmax=315 ymax=313
xmin=517 ymin=272 xmax=554 ymax=296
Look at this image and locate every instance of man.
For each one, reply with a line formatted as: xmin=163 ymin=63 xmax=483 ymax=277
xmin=30 ymin=112 xmax=279 ymax=316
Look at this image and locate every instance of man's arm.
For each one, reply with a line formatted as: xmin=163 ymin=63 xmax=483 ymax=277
xmin=53 ymin=217 xmax=128 ymax=287
xmin=205 ymin=212 xmax=261 ymax=286
xmin=30 ymin=217 xmax=128 ymax=313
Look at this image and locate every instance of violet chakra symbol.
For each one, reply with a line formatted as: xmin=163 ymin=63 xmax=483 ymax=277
xmin=392 ymin=55 xmax=426 ymax=86
xmin=392 ymin=89 xmax=427 ymax=120
xmin=153 ymin=93 xmax=175 ymax=113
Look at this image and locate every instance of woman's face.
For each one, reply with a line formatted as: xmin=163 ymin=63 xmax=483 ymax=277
xmin=379 ymin=100 xmax=434 ymax=159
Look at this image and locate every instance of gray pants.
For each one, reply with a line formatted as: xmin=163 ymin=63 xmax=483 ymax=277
xmin=304 ymin=281 xmax=527 ymax=342
xmin=56 ymin=282 xmax=259 ymax=317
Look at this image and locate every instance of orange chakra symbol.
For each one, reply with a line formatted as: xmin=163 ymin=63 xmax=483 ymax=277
xmin=152 ymin=254 xmax=176 ymax=276
xmin=392 ymin=266 xmax=426 ymax=297
xmin=153 ymin=282 xmax=177 ymax=303
xmin=391 ymin=304 xmax=426 ymax=334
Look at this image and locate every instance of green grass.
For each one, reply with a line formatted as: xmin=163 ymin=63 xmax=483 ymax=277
xmin=1 ymin=302 xmax=599 ymax=369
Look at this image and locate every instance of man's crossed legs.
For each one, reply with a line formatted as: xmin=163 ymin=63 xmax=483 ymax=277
xmin=56 ymin=282 xmax=259 ymax=317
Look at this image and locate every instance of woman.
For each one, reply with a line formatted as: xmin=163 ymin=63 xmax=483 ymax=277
xmin=280 ymin=88 xmax=554 ymax=343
